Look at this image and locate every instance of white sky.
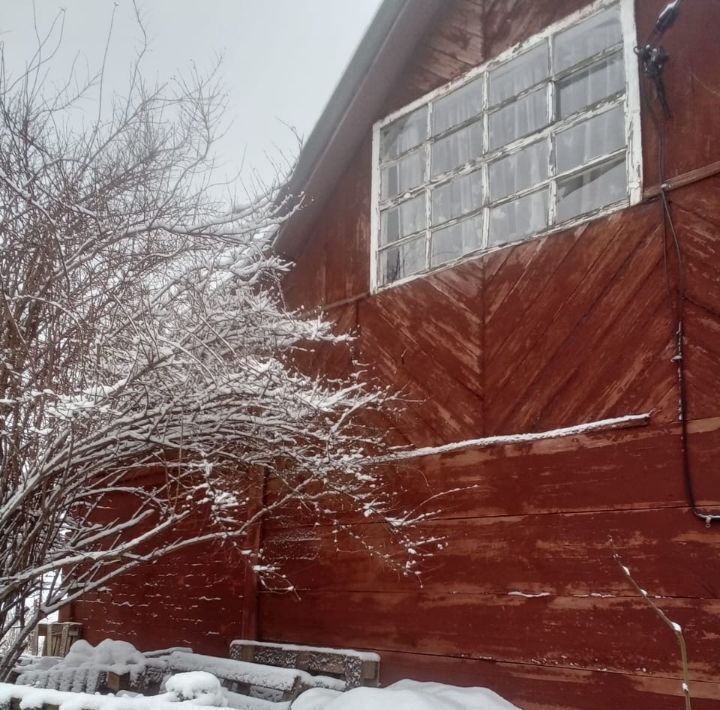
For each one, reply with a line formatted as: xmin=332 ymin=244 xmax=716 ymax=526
xmin=0 ymin=1 xmax=382 ymax=186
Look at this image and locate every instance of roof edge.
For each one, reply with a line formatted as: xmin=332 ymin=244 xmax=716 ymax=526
xmin=276 ymin=0 xmax=444 ymax=254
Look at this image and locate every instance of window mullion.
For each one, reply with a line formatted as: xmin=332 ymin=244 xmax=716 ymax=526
xmin=548 ymin=138 xmax=558 ymax=227
xmin=480 ymin=161 xmax=488 ymax=251
xmin=424 ymin=103 xmax=433 ymax=271
xmin=547 ymin=35 xmax=558 ymax=227
xmin=482 ymin=70 xmax=489 ymax=158
xmin=482 ymin=69 xmax=490 ymax=249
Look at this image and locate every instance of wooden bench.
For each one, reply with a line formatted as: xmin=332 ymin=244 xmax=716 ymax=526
xmin=12 ymin=642 xmax=380 ymax=707
xmin=159 ymin=650 xmax=345 ymax=703
xmin=229 ymin=640 xmax=380 ymax=689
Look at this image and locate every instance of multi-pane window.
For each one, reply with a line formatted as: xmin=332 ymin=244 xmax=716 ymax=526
xmin=372 ymin=1 xmax=641 ymax=289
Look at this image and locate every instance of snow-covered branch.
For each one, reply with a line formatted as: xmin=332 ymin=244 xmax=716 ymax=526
xmin=0 ymin=23 xmax=413 ymax=677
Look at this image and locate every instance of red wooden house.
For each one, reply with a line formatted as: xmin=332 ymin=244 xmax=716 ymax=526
xmin=71 ymin=0 xmax=720 ymax=707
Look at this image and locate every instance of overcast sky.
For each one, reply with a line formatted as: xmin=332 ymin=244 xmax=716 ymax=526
xmin=1 ymin=1 xmax=382 ymax=186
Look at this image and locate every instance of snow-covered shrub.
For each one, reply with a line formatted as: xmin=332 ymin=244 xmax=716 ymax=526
xmin=0 ymin=10 xmax=418 ymax=679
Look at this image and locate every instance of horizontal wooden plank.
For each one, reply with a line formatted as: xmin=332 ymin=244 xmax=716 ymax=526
xmin=74 ymin=601 xmax=237 ymax=657
xmin=263 ymin=506 xmax=720 ymax=599
xmin=259 ymin=591 xmax=720 ymax=682
xmin=388 ymin=419 xmax=720 ymax=517
xmin=264 ymin=419 xmax=720 ymax=528
xmin=377 ymin=650 xmax=720 ymax=710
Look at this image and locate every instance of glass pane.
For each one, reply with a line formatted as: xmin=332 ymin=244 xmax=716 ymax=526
xmin=381 ymin=151 xmax=424 ymax=199
xmin=557 ymin=156 xmax=627 ymax=221
xmin=489 ymin=189 xmax=548 ymax=246
xmin=433 ymin=76 xmax=484 ymax=135
xmin=381 ymin=107 xmax=428 ymax=160
xmin=489 ymin=140 xmax=549 ymax=201
xmin=380 ymin=194 xmax=426 ymax=245
xmin=557 ymin=52 xmax=624 ymax=118
xmin=489 ymin=43 xmax=549 ymax=106
xmin=379 ymin=237 xmax=426 ymax=285
xmin=431 ymin=170 xmax=484 ymax=226
xmin=488 ymin=87 xmax=548 ymax=150
xmin=431 ymin=121 xmax=483 ymax=176
xmin=431 ymin=215 xmax=483 ymax=267
xmin=555 ymin=106 xmax=625 ymax=173
xmin=554 ymin=6 xmax=622 ymax=72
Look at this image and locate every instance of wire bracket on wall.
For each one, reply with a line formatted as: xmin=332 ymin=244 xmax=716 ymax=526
xmin=635 ymin=44 xmax=671 ymax=118
xmin=634 ymin=0 xmax=684 ymax=118
xmin=636 ymin=0 xmax=720 ymax=526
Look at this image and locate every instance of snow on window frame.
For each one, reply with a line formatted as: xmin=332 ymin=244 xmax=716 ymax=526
xmin=370 ymin=0 xmax=643 ymax=292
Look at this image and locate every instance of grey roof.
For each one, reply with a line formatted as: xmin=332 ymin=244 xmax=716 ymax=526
xmin=276 ymin=0 xmax=444 ymax=253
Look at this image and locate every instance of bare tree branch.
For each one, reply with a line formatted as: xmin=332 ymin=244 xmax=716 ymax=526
xmin=0 ymin=15 xmax=416 ymax=677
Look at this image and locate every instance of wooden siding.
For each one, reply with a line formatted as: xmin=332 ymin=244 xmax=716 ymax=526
xmin=270 ymin=0 xmax=720 ymax=707
xmin=64 ymin=485 xmax=255 ymax=657
xmin=71 ymin=1 xmax=720 ymax=709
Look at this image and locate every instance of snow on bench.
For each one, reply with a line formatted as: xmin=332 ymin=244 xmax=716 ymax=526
xmin=12 ymin=639 xmax=379 ymax=707
xmin=229 ymin=641 xmax=380 ymax=690
xmin=162 ymin=651 xmax=343 ymax=701
xmin=14 ymin=640 xmax=146 ymax=694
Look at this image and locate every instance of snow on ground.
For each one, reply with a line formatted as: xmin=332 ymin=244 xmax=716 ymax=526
xmin=0 ymin=679 xmax=521 ymax=710
xmin=291 ymin=680 xmax=521 ymax=710
xmin=9 ymin=639 xmax=522 ymax=710
xmin=0 ymin=681 xmax=284 ymax=710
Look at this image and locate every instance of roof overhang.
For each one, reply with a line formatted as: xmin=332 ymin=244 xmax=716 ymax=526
xmin=275 ymin=0 xmax=445 ymax=255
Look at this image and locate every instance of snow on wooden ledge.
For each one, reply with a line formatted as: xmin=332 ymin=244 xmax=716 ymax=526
xmin=377 ymin=413 xmax=652 ymax=462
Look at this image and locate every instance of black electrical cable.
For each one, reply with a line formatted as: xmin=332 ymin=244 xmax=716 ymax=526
xmin=636 ymin=0 xmax=720 ymax=526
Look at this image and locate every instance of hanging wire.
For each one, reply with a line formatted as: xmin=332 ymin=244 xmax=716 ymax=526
xmin=635 ymin=0 xmax=720 ymax=526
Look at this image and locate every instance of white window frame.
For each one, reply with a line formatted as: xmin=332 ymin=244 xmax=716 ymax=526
xmin=370 ymin=0 xmax=642 ymax=292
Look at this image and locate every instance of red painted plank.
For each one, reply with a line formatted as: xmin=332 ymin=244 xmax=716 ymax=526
xmin=263 ymin=420 xmax=720 ymax=529
xmin=379 ymin=650 xmax=720 ymax=710
xmin=259 ymin=590 xmax=720 ymax=681
xmin=263 ymin=506 xmax=720 ymax=599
